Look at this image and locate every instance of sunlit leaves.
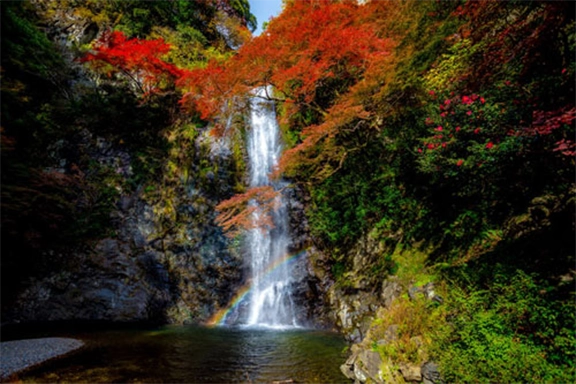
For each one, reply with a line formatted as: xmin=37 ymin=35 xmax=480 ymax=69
xmin=81 ymin=30 xmax=182 ymax=95
xmin=179 ymin=0 xmax=394 ymax=118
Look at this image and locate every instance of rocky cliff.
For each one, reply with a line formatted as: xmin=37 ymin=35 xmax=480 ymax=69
xmin=4 ymin=126 xmax=246 ymax=325
xmin=2 ymin=1 xmax=334 ymax=328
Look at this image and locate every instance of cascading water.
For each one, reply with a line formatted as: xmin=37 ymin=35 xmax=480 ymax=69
xmin=244 ymin=86 xmax=298 ymax=328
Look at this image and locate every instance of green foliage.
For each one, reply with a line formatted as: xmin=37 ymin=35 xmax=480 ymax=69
xmin=287 ymin=2 xmax=575 ymax=381
xmin=366 ymin=246 xmax=446 ymax=367
xmin=424 ymin=39 xmax=481 ymax=90
xmin=331 ymin=262 xmax=346 ymax=281
xmin=433 ymin=267 xmax=575 ymax=383
xmin=1 ymin=2 xmax=65 ymax=78
xmin=2 ymin=3 xmax=574 ymax=382
xmin=1 ymin=2 xmax=73 ymax=163
xmin=308 ymin=138 xmax=426 ymax=253
xmin=306 ymin=0 xmax=574 ymax=261
xmin=61 ymin=0 xmax=255 ymax=41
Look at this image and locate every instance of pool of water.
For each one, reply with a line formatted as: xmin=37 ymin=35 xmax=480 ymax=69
xmin=6 ymin=324 xmax=348 ymax=383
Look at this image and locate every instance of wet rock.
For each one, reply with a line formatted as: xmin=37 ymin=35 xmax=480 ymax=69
xmin=288 ymin=251 xmax=331 ymax=327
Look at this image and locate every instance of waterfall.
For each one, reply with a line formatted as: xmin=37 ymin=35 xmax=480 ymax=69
xmin=244 ymin=86 xmax=298 ymax=328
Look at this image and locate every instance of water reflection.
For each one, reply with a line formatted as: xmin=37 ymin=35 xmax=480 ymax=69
xmin=15 ymin=325 xmax=347 ymax=383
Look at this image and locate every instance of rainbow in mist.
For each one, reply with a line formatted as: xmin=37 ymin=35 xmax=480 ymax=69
xmin=206 ymin=249 xmax=308 ymax=326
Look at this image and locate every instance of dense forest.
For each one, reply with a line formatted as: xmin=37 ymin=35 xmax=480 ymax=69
xmin=2 ymin=0 xmax=574 ymax=383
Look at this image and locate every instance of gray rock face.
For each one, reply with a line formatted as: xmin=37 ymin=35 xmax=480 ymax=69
xmin=284 ymin=185 xmax=338 ymax=329
xmin=6 ymin=130 xmax=244 ymax=325
xmin=5 ymin=133 xmax=332 ymax=327
xmin=329 ymin=288 xmax=381 ymax=343
xmin=322 ymin=231 xmax=447 ymax=384
xmin=3 ymin=0 xmax=334 ymax=330
xmin=12 ymin=238 xmax=168 ymax=323
xmin=408 ymin=282 xmax=443 ymax=304
xmin=340 ymin=350 xmax=360 ymax=380
xmin=322 ymin=233 xmax=403 ymax=342
xmin=357 ymin=350 xmax=384 ymax=383
xmin=288 ymin=249 xmax=327 ymax=327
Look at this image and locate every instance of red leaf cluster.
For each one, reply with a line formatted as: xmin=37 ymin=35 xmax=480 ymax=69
xmin=523 ymin=107 xmax=576 ymax=136
xmin=553 ymin=139 xmax=576 ymax=157
xmin=82 ymin=30 xmax=182 ymax=94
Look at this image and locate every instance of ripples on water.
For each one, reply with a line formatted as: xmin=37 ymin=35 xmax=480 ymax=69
xmin=10 ymin=325 xmax=347 ymax=383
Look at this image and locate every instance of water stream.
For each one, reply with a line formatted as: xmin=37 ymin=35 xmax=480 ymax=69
xmin=243 ymin=86 xmax=298 ymax=328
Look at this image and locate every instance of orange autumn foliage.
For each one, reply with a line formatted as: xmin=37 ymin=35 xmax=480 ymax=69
xmin=215 ymin=186 xmax=280 ymax=237
xmin=179 ymin=0 xmax=394 ymax=117
xmin=178 ymin=0 xmax=399 ymax=179
xmin=276 ymin=93 xmax=372 ymax=179
xmin=83 ymin=1 xmax=406 ymax=235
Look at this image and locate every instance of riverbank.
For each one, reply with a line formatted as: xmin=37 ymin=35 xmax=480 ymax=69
xmin=0 ymin=337 xmax=84 ymax=381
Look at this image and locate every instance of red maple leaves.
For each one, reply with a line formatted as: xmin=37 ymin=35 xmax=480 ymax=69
xmin=178 ymin=0 xmax=393 ymax=119
xmin=81 ymin=31 xmax=182 ymax=95
xmin=524 ymin=107 xmax=576 ymax=137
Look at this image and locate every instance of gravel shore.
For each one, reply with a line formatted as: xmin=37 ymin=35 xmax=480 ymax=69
xmin=0 ymin=337 xmax=84 ymax=380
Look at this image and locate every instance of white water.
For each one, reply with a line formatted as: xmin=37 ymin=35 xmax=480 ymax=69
xmin=244 ymin=86 xmax=298 ymax=328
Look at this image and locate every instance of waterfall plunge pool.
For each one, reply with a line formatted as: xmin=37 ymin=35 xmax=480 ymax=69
xmin=3 ymin=88 xmax=350 ymax=383
xmin=4 ymin=324 xmax=348 ymax=383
